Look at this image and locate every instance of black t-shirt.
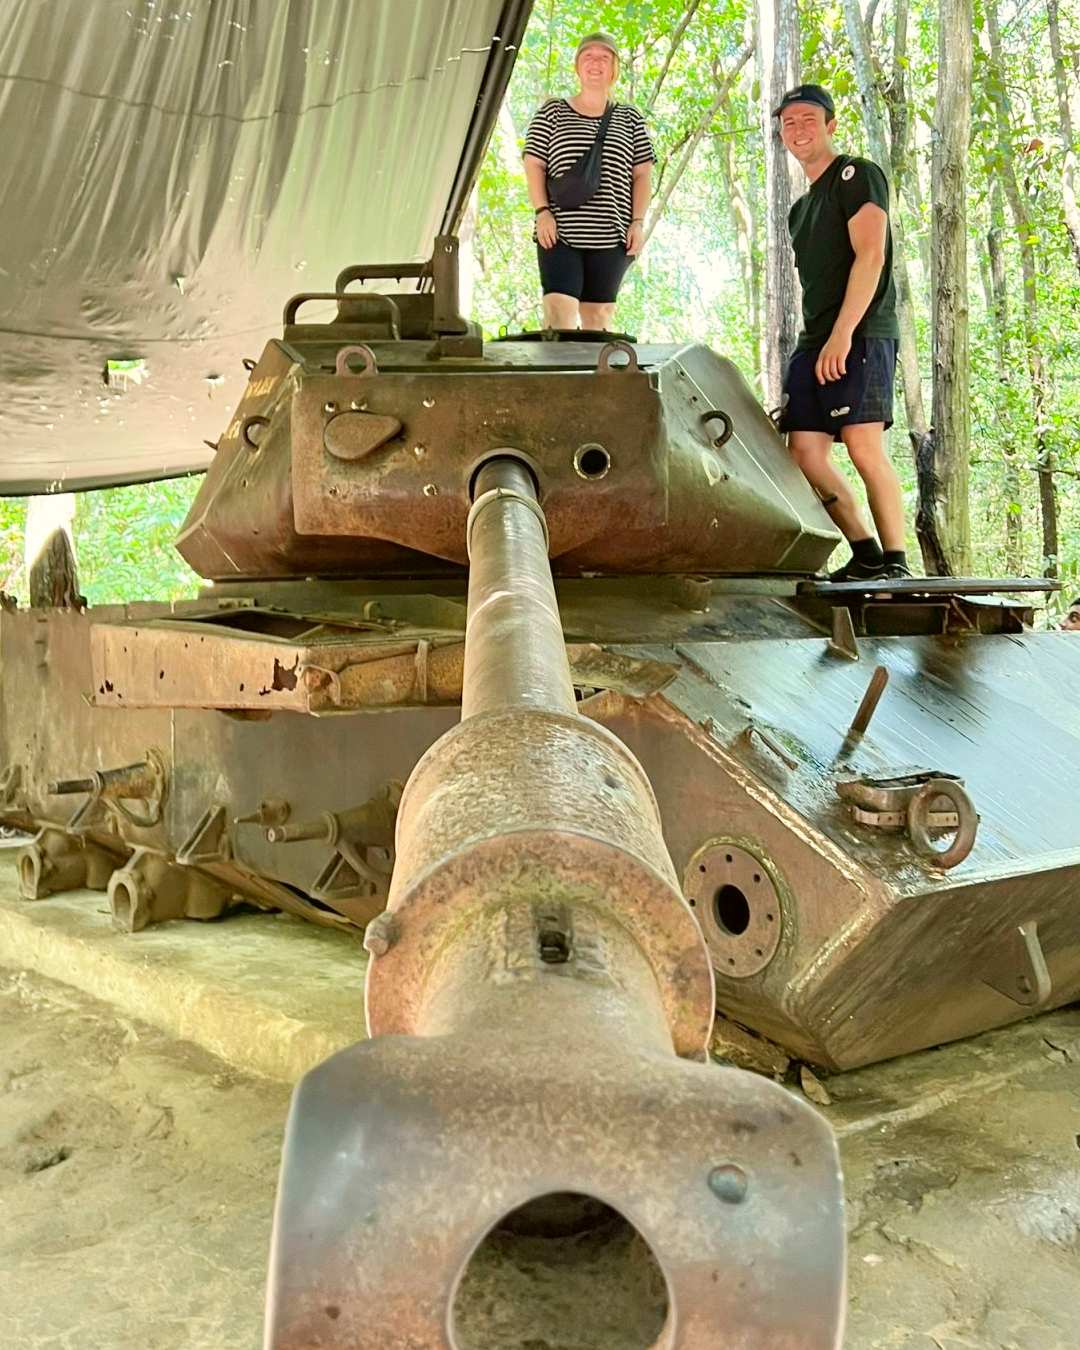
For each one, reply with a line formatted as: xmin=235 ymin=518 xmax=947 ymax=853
xmin=787 ymin=155 xmax=899 ymax=350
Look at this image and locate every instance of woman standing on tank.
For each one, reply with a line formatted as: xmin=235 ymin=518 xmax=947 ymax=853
xmin=522 ymin=33 xmax=655 ymax=331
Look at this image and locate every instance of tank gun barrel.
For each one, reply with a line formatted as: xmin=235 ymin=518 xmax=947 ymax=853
xmin=265 ymin=456 xmax=845 ymax=1348
xmin=462 ymin=457 xmax=576 ymax=719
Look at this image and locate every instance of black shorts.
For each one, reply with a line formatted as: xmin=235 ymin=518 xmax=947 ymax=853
xmin=537 ymin=241 xmax=633 ymax=303
xmin=780 ymin=337 xmax=897 ymax=440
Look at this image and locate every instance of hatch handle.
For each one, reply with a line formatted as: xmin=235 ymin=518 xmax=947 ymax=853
xmin=596 ymin=340 xmax=639 ymax=374
xmin=335 ymin=345 xmax=379 ymax=378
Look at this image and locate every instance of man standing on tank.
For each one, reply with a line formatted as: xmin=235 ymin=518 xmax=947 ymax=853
xmin=776 ymin=84 xmax=912 ymax=581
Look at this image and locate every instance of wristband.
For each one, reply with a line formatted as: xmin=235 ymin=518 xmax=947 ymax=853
xmin=535 ymin=206 xmax=553 ymax=216
xmin=631 ymin=217 xmax=644 ymax=224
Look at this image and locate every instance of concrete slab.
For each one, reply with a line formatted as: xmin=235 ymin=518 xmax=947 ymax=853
xmin=834 ymin=1009 xmax=1080 ymax=1349
xmin=0 ymin=966 xmax=285 ymax=1350
xmin=0 ymin=853 xmax=1077 ymax=1348
xmin=0 ymin=852 xmax=366 ymax=1082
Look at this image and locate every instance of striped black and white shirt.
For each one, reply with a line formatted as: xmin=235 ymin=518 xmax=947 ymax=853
xmin=523 ymin=100 xmax=656 ymax=250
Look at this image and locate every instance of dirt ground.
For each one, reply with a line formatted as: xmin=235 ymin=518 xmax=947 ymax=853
xmin=0 ymin=968 xmax=286 ymax=1350
xmin=0 ymin=964 xmax=1077 ymax=1349
xmin=831 ymin=1013 xmax=1080 ymax=1349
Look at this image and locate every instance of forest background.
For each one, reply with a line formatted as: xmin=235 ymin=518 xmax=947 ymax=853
xmin=2 ymin=0 xmax=1077 ymax=613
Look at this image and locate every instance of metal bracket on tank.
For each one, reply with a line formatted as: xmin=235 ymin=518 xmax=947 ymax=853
xmin=827 ymin=606 xmax=859 ymax=660
xmin=263 ymin=783 xmax=402 ymax=925
xmin=837 ymin=771 xmax=979 ymax=869
xmin=177 ymin=805 xmax=232 ymax=866
xmin=49 ymin=750 xmax=168 ymax=833
xmin=595 ymin=339 xmax=639 ymax=373
xmin=981 ymin=921 xmax=1052 ymax=1008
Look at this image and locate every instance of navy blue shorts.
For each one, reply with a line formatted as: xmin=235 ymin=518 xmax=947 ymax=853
xmin=537 ymin=241 xmax=633 ymax=304
xmin=780 ymin=337 xmax=897 ymax=440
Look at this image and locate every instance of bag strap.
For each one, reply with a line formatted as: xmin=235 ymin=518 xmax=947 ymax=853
xmin=594 ymin=101 xmax=617 ymax=147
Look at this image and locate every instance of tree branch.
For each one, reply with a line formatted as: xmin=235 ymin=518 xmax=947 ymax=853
xmin=645 ymin=40 xmax=754 ymax=241
xmin=1023 ymin=463 xmax=1080 ymax=477
xmin=647 ymin=0 xmax=702 ymax=112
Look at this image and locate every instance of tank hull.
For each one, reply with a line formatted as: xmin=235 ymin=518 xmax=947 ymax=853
xmin=4 ymin=584 xmax=1077 ymax=1068
xmin=5 ymin=259 xmax=1072 ymax=1070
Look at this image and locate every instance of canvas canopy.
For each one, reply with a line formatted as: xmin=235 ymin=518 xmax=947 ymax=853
xmin=0 ymin=0 xmax=529 ymax=493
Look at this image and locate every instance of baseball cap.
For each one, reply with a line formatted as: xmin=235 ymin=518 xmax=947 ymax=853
xmin=773 ymin=84 xmax=835 ymax=118
xmin=575 ymin=32 xmax=619 ymax=63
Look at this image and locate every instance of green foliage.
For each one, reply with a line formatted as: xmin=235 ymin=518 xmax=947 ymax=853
xmin=472 ymin=0 xmax=1079 ymax=602
xmin=73 ymin=478 xmax=202 ymax=605
xmin=0 ymin=480 xmax=202 ymax=606
xmin=0 ymin=499 xmax=27 ymax=596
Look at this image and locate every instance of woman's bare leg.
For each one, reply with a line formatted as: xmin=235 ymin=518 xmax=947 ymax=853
xmin=543 ymin=293 xmax=580 ymax=329
xmin=579 ymin=301 xmax=615 ymax=330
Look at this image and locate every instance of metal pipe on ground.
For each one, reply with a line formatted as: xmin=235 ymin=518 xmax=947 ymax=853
xmin=265 ymin=455 xmax=845 ymax=1349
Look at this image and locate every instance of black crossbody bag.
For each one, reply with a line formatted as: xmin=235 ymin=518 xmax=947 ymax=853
xmin=546 ymin=101 xmax=616 ymax=210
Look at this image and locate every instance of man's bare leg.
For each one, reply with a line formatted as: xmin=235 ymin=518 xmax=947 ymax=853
xmin=788 ymin=430 xmax=874 ymax=542
xmin=543 ymin=292 xmax=580 ymax=329
xmin=840 ymin=422 xmax=906 ymax=552
xmin=579 ymin=301 xmax=615 ymax=331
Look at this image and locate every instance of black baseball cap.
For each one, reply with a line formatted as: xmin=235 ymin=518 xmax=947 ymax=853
xmin=773 ymin=84 xmax=835 ymax=118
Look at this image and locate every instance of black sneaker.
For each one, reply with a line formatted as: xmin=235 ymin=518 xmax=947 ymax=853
xmin=880 ymin=562 xmax=913 ymax=580
xmin=828 ymin=557 xmax=887 ymax=583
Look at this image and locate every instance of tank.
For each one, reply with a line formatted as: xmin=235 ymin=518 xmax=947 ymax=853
xmin=1 ymin=238 xmax=1077 ymax=1075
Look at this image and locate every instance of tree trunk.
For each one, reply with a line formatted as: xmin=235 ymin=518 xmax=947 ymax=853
xmin=714 ymin=36 xmax=760 ymax=351
xmin=1047 ymin=0 xmax=1080 ymax=280
xmin=924 ymin=0 xmax=973 ymax=576
xmin=841 ymin=0 xmax=931 ymax=478
xmin=986 ymin=182 xmax=1024 ymax=573
xmin=746 ymin=17 xmax=768 ymax=398
xmin=884 ymin=0 xmax=931 ymax=280
xmin=25 ymin=494 xmax=82 ymax=609
xmin=716 ymin=127 xmax=758 ymax=339
xmin=757 ymin=0 xmax=801 ymax=412
xmin=986 ymin=0 xmax=1058 ymax=576
xmin=749 ymin=171 xmax=768 ymax=399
